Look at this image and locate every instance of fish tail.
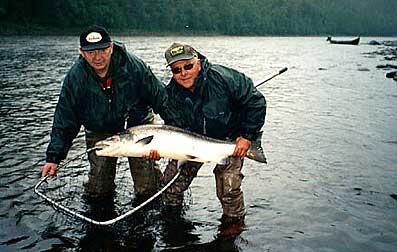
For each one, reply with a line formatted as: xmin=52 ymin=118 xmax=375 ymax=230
xmin=246 ymin=132 xmax=267 ymax=163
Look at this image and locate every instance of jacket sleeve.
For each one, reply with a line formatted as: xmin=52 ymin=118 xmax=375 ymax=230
xmin=46 ymin=73 xmax=82 ymax=164
xmin=229 ymin=70 xmax=267 ymax=141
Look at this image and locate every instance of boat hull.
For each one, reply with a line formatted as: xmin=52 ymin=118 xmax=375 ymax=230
xmin=327 ymin=36 xmax=360 ymax=45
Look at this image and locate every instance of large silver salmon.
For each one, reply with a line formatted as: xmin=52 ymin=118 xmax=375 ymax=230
xmin=95 ymin=124 xmax=266 ymax=164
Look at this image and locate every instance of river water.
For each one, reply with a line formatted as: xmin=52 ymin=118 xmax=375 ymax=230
xmin=0 ymin=36 xmax=396 ymax=252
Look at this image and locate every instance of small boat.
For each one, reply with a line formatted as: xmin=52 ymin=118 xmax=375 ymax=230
xmin=326 ymin=36 xmax=360 ymax=45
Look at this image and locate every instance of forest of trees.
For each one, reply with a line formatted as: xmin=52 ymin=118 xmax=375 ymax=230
xmin=0 ymin=0 xmax=396 ymax=36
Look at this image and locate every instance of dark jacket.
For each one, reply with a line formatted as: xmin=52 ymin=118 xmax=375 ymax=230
xmin=46 ymin=42 xmax=169 ymax=164
xmin=165 ymin=53 xmax=266 ymax=142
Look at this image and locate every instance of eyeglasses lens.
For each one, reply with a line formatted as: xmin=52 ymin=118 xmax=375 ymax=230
xmin=171 ymin=63 xmax=194 ymax=74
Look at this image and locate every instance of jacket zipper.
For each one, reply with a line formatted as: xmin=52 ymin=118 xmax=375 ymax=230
xmin=106 ymin=89 xmax=112 ymax=112
xmin=203 ymin=117 xmax=206 ymax=135
xmin=124 ymin=112 xmax=129 ymax=130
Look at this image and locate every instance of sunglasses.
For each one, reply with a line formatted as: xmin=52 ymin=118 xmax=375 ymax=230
xmin=171 ymin=62 xmax=195 ymax=74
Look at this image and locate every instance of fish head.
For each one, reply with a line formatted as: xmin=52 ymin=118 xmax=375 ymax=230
xmin=94 ymin=133 xmax=133 ymax=157
xmin=94 ymin=132 xmax=154 ymax=157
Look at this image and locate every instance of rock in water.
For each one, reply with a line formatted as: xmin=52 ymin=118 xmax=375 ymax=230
xmin=386 ymin=71 xmax=397 ymax=78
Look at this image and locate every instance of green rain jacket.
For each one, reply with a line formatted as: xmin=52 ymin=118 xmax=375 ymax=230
xmin=46 ymin=42 xmax=169 ymax=164
xmin=165 ymin=53 xmax=266 ymax=142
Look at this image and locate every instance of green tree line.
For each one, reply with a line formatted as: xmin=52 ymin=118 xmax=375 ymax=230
xmin=0 ymin=0 xmax=396 ymax=35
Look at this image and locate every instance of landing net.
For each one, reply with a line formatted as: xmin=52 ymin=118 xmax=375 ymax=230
xmin=34 ymin=150 xmax=181 ymax=226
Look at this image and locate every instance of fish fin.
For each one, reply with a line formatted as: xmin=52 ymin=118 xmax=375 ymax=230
xmin=246 ymin=132 xmax=267 ymax=164
xmin=135 ymin=135 xmax=154 ymax=145
xmin=186 ymin=154 xmax=198 ymax=160
xmin=176 ymin=160 xmax=188 ymax=170
xmin=217 ymin=157 xmax=231 ymax=165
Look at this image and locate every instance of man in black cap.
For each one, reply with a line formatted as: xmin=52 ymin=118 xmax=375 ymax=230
xmin=41 ymin=25 xmax=171 ymax=199
xmin=159 ymin=42 xmax=267 ymax=236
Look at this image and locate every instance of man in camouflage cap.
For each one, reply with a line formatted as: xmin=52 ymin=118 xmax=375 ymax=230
xmin=159 ymin=42 xmax=267 ymax=236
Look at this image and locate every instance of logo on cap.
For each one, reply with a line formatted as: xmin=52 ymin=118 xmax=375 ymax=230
xmin=86 ymin=32 xmax=102 ymax=43
xmin=170 ymin=46 xmax=184 ymax=57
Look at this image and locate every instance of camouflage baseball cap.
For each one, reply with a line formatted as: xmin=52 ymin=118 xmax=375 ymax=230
xmin=165 ymin=42 xmax=197 ymax=66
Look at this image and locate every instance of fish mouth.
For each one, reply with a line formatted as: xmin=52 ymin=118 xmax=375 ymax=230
xmin=86 ymin=146 xmax=103 ymax=153
xmin=94 ymin=147 xmax=104 ymax=152
xmin=94 ymin=141 xmax=111 ymax=151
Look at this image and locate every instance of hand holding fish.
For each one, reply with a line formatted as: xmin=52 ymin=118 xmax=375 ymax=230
xmin=233 ymin=137 xmax=251 ymax=159
xmin=41 ymin=162 xmax=58 ymax=177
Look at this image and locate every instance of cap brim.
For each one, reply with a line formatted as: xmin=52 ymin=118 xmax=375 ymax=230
xmin=167 ymin=55 xmax=195 ymax=66
xmin=80 ymin=42 xmax=111 ymax=51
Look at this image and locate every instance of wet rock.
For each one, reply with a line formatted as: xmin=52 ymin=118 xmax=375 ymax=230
xmin=386 ymin=71 xmax=397 ymax=78
xmin=385 ymin=56 xmax=396 ymax=61
xmin=364 ymin=42 xmax=397 ymax=62
xmin=383 ymin=41 xmax=397 ymax=47
xmin=376 ymin=64 xmax=397 ymax=69
xmin=368 ymin=40 xmax=381 ymax=45
xmin=390 ymin=194 xmax=397 ymax=200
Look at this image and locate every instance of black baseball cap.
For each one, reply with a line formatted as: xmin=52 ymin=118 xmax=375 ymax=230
xmin=80 ymin=25 xmax=112 ymax=51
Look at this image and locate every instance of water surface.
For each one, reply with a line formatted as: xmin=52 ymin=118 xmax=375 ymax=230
xmin=0 ymin=36 xmax=396 ymax=252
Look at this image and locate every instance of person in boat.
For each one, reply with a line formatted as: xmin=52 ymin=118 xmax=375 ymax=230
xmin=150 ymin=42 xmax=266 ymax=234
xmin=41 ymin=25 xmax=173 ymax=199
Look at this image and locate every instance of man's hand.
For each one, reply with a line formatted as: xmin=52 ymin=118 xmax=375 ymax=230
xmin=41 ymin=162 xmax=58 ymax=177
xmin=143 ymin=150 xmax=161 ymax=161
xmin=232 ymin=137 xmax=252 ymax=159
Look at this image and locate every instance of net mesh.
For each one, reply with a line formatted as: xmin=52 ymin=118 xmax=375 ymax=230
xmin=35 ymin=152 xmax=192 ymax=227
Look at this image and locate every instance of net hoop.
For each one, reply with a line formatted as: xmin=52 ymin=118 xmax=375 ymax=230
xmin=34 ymin=151 xmax=181 ymax=226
